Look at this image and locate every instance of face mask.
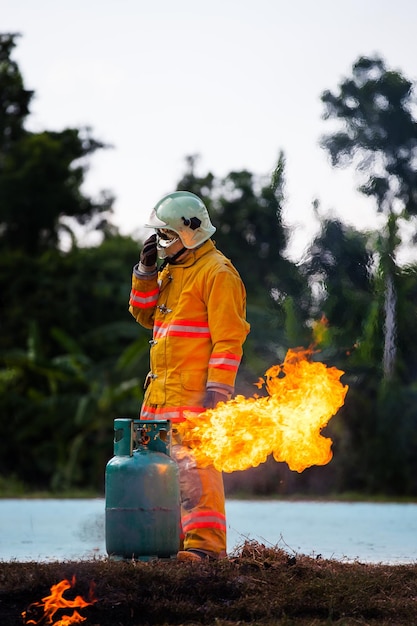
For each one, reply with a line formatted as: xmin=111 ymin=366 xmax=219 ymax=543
xmin=156 ymin=229 xmax=180 ymax=259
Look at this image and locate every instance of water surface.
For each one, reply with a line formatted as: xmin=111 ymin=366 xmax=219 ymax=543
xmin=0 ymin=499 xmax=416 ymax=564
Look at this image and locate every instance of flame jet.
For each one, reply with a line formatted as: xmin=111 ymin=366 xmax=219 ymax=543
xmin=178 ymin=348 xmax=348 ymax=473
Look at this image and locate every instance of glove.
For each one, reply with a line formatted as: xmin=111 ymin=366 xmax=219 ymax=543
xmin=140 ymin=234 xmax=157 ymax=267
xmin=203 ymin=390 xmax=229 ymax=409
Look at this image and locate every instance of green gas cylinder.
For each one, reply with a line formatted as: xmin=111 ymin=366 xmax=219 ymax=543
xmin=105 ymin=418 xmax=181 ymax=560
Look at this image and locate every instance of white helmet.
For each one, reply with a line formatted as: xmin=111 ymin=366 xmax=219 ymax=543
xmin=145 ymin=191 xmax=216 ymax=249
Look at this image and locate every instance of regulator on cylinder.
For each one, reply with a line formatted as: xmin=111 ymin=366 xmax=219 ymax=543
xmin=105 ymin=418 xmax=181 ymax=561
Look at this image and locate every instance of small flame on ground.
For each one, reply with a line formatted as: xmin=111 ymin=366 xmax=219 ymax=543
xmin=179 ymin=348 xmax=348 ymax=473
xmin=22 ymin=576 xmax=96 ymax=625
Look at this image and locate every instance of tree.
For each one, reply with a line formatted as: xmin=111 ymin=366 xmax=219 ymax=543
xmin=302 ymin=215 xmax=374 ymax=359
xmin=0 ymin=33 xmax=32 ymax=146
xmin=0 ymin=318 xmax=149 ymax=491
xmin=321 ymin=55 xmax=417 ymax=380
xmin=0 ymin=34 xmax=149 ymax=491
xmin=0 ymin=232 xmax=152 ymax=491
xmin=0 ymin=33 xmax=113 ymax=254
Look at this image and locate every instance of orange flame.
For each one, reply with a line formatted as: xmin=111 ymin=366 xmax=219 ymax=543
xmin=22 ymin=576 xmax=96 ymax=625
xmin=178 ymin=348 xmax=348 ymax=473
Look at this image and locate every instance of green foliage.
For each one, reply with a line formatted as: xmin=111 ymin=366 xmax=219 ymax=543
xmin=321 ymin=55 xmax=417 ymax=216
xmin=302 ymin=217 xmax=375 ymax=355
xmin=2 ymin=34 xmax=417 ymax=497
xmin=0 ymin=315 xmax=149 ymax=491
xmin=0 ymin=33 xmax=32 ymax=145
xmin=321 ymin=55 xmax=417 ymax=380
xmin=0 ymin=35 xmax=151 ymax=493
xmin=0 ymin=232 xmax=152 ymax=491
xmin=0 ymin=129 xmax=113 ymax=254
xmin=0 ymin=33 xmax=113 ymax=255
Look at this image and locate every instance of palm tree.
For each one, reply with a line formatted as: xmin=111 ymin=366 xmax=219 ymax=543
xmin=321 ymin=55 xmax=417 ymax=379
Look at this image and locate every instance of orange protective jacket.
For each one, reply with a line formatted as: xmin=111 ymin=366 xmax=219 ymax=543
xmin=129 ymin=239 xmax=250 ymax=422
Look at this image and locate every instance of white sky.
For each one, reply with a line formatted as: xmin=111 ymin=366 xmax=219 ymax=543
xmin=4 ymin=0 xmax=417 ymax=260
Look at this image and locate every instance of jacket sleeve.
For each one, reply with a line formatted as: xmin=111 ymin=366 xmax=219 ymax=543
xmin=205 ymin=266 xmax=250 ymax=395
xmin=128 ymin=264 xmax=159 ymax=330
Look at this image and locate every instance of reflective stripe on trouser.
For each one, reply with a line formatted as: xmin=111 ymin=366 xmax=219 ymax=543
xmin=171 ymin=441 xmax=226 ymax=558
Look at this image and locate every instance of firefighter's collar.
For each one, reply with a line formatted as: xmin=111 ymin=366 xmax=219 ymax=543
xmin=167 ymin=239 xmax=214 ymax=268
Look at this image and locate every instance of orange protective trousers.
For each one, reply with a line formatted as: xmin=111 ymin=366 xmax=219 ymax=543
xmin=172 ymin=431 xmax=226 ymax=558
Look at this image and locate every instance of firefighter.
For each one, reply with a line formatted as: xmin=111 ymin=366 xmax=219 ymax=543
xmin=129 ymin=190 xmax=250 ymax=561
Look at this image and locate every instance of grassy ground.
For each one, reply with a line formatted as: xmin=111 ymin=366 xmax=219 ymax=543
xmin=2 ymin=541 xmax=417 ymax=626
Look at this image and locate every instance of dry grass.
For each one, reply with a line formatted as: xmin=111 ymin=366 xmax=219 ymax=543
xmin=1 ymin=541 xmax=416 ymax=626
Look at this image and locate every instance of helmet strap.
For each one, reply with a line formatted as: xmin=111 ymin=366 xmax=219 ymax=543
xmin=159 ymin=246 xmax=187 ymax=270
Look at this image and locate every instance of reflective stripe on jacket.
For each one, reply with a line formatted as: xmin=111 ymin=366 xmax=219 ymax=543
xmin=129 ymin=239 xmax=250 ymax=421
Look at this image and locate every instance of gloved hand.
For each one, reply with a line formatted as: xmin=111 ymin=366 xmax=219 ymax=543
xmin=140 ymin=234 xmax=157 ymax=268
xmin=203 ymin=390 xmax=229 ymax=409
